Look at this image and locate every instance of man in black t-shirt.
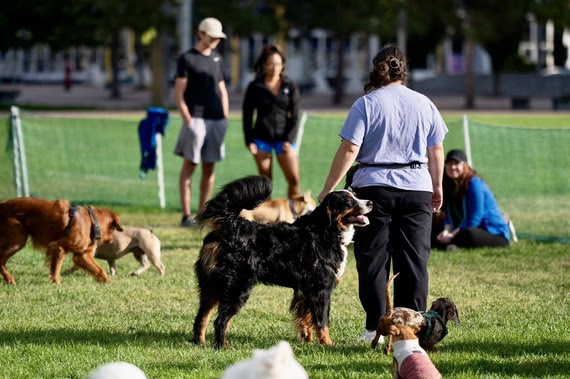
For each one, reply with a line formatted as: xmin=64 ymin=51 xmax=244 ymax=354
xmin=174 ymin=17 xmax=229 ymax=227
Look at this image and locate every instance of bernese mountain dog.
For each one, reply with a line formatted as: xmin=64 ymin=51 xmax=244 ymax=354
xmin=192 ymin=175 xmax=372 ymax=349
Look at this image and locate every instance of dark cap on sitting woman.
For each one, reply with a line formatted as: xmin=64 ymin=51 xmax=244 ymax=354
xmin=445 ymin=149 xmax=468 ymax=163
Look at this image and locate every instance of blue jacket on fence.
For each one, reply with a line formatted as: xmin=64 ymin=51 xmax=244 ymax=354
xmin=444 ymin=176 xmax=511 ymax=241
xmin=138 ymin=107 xmax=169 ymax=175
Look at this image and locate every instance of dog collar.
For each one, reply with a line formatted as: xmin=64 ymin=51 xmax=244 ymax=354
xmin=86 ymin=206 xmax=101 ymax=245
xmin=420 ymin=310 xmax=448 ymax=344
xmin=288 ymin=199 xmax=299 ymax=220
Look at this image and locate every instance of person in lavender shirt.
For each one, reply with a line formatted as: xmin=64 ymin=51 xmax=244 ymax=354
xmin=318 ymin=44 xmax=448 ymax=342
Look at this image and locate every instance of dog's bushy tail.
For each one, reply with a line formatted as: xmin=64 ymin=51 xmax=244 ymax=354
xmin=197 ymin=176 xmax=272 ymax=226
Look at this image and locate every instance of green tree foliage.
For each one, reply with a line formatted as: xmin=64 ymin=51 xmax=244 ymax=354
xmin=531 ymin=0 xmax=570 ymax=27
xmin=194 ymin=0 xmax=280 ymax=36
xmin=0 ymin=0 xmax=175 ymax=98
xmin=405 ymin=0 xmax=458 ymax=70
xmin=461 ymin=0 xmax=536 ymax=97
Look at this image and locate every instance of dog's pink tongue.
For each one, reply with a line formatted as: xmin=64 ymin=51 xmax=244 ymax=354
xmin=357 ymin=215 xmax=369 ymax=225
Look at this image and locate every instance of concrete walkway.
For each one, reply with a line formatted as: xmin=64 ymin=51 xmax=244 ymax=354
xmin=0 ymin=83 xmax=557 ymax=112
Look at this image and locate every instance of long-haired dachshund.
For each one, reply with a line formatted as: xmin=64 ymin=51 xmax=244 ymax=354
xmin=373 ymin=273 xmax=441 ymax=379
xmin=0 ymin=197 xmax=122 ymax=284
xmin=372 ymin=273 xmax=459 ymax=352
xmin=192 ymin=175 xmax=372 ymax=349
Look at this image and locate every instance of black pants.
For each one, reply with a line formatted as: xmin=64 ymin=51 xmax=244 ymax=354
xmin=353 ymin=186 xmax=433 ymax=331
xmin=452 ymin=228 xmax=509 ymax=248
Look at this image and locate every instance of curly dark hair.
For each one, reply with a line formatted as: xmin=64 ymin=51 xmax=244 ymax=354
xmin=364 ymin=43 xmax=409 ymax=93
xmin=253 ymin=44 xmax=286 ymax=77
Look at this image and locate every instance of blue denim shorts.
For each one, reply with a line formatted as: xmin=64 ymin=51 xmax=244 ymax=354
xmin=254 ymin=139 xmax=296 ymax=155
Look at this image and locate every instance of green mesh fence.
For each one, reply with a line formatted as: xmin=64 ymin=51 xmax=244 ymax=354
xmin=467 ymin=121 xmax=570 ymax=241
xmin=5 ymin=111 xmax=347 ymax=210
xmin=16 ymin=111 xmax=165 ymax=207
xmin=8 ymin=111 xmax=568 ymax=241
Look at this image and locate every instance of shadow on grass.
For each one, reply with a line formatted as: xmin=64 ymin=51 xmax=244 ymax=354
xmin=0 ymin=328 xmax=304 ymax=351
xmin=438 ymin=359 xmax=570 ymax=377
xmin=438 ymin=340 xmax=570 ymax=376
xmin=445 ymin=339 xmax=570 ymax=355
xmin=0 ymin=328 xmax=187 ymax=346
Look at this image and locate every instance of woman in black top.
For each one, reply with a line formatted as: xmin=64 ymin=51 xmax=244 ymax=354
xmin=242 ymin=44 xmax=301 ymax=198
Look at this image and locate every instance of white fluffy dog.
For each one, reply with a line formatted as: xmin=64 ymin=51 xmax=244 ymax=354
xmin=222 ymin=341 xmax=307 ymax=379
xmin=87 ymin=362 xmax=146 ymax=379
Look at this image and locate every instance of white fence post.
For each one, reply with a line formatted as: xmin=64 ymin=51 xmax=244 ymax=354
xmin=155 ymin=133 xmax=166 ymax=209
xmin=462 ymin=113 xmax=473 ymax=167
xmin=295 ymin=111 xmax=308 ymax=154
xmin=10 ymin=106 xmax=30 ymax=197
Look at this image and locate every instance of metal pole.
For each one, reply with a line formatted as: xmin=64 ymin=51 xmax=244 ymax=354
xmin=10 ymin=106 xmax=22 ymax=197
xmin=462 ymin=113 xmax=473 ymax=167
xmin=294 ymin=111 xmax=308 ymax=155
xmin=179 ymin=0 xmax=193 ymax=53
xmin=10 ymin=106 xmax=29 ymax=197
xmin=397 ymin=1 xmax=407 ymax=55
xmin=156 ymin=133 xmax=166 ymax=209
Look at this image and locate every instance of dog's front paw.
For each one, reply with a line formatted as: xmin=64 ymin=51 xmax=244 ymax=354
xmin=213 ymin=341 xmax=231 ymax=350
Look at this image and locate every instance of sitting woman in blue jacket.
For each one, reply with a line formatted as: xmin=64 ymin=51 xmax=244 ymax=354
xmin=436 ymin=149 xmax=510 ymax=249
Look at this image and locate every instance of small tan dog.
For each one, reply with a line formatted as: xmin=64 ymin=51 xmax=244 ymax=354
xmin=64 ymin=227 xmax=165 ymax=277
xmin=240 ymin=191 xmax=316 ymax=224
xmin=374 ymin=273 xmax=441 ymax=379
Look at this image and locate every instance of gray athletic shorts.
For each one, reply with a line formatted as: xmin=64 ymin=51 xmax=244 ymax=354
xmin=174 ymin=117 xmax=228 ymax=164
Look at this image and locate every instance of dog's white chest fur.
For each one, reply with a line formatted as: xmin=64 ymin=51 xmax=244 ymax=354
xmin=336 ymin=225 xmax=355 ymax=279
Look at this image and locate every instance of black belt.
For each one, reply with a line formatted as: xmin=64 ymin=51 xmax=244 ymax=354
xmin=344 ymin=161 xmax=426 ymax=190
xmin=359 ymin=161 xmax=426 ymax=169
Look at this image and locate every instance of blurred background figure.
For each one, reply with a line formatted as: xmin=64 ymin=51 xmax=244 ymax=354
xmin=174 ymin=17 xmax=229 ymax=227
xmin=242 ymin=44 xmax=301 ymax=198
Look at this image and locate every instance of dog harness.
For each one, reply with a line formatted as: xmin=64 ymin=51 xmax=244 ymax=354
xmin=86 ymin=206 xmax=101 ymax=245
xmin=64 ymin=204 xmax=101 ymax=245
xmin=64 ymin=203 xmax=79 ymax=236
xmin=392 ymin=339 xmax=428 ymax=371
xmin=393 ymin=340 xmax=442 ymax=378
xmin=420 ymin=310 xmax=448 ymax=345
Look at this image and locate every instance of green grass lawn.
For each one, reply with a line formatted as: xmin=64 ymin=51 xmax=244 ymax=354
xmin=0 ymin=111 xmax=569 ymax=377
xmin=0 ymin=208 xmax=568 ymax=378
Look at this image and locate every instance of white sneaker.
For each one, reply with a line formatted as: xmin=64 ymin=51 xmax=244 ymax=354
xmin=360 ymin=329 xmax=382 ymax=343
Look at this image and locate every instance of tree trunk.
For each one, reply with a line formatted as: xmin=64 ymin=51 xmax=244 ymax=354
xmin=135 ymin=37 xmax=146 ymax=90
xmin=274 ymin=3 xmax=287 ymax=51
xmin=110 ymin=30 xmax=121 ymax=99
xmin=150 ymin=31 xmax=168 ymax=107
xmin=464 ymin=35 xmax=474 ymax=109
xmin=333 ymin=38 xmax=345 ymax=105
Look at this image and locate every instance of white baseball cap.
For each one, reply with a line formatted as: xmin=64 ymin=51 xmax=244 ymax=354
xmin=198 ymin=17 xmax=227 ymax=39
